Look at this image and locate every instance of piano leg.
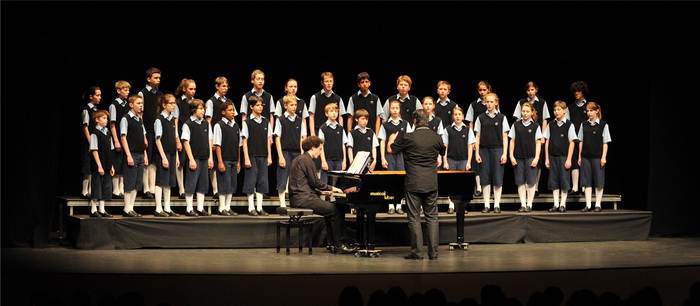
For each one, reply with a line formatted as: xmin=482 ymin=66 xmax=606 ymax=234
xmin=449 ymin=201 xmax=469 ymax=251
xmin=366 ymin=211 xmax=377 ymax=251
xmin=355 ymin=208 xmax=365 ymax=249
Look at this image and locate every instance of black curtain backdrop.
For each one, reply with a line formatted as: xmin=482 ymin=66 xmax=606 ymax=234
xmin=2 ymin=1 xmax=698 ymax=247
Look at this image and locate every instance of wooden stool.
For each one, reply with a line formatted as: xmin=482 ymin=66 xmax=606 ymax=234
xmin=276 ymin=207 xmax=314 ymax=255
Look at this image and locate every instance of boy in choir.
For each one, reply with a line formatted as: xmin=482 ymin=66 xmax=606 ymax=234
xmin=242 ymin=95 xmax=273 ymax=216
xmin=137 ymin=67 xmax=164 ymax=200
xmin=181 ymin=99 xmax=214 ymax=217
xmin=214 ymin=101 xmax=242 ymax=216
xmin=240 ymin=70 xmax=276 ymax=129
xmin=119 ymin=95 xmax=148 ymax=217
xmin=89 ymin=110 xmax=115 ymax=218
xmin=109 ymin=81 xmax=131 ymax=199
xmin=381 ymin=75 xmax=422 ymax=126
xmin=274 ymin=94 xmax=307 ymax=208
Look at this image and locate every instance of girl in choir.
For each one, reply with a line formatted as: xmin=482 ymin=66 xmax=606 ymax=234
xmin=578 ymin=102 xmax=611 ymax=212
xmin=153 ymin=94 xmax=180 ymax=217
xmin=508 ymin=102 xmax=542 ymax=212
xmin=442 ymin=107 xmax=475 ymax=214
xmin=474 ymin=93 xmax=509 ymax=213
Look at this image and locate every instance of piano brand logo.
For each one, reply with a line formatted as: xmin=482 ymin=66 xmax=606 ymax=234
xmin=370 ymin=191 xmax=395 ymax=200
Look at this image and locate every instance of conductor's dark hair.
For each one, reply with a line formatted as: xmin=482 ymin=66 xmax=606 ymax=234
xmin=413 ymin=109 xmax=430 ymax=127
xmin=302 ymin=135 xmax=324 ymax=152
xmin=570 ymin=80 xmax=590 ymax=94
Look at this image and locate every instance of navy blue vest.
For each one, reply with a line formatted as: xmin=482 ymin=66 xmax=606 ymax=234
xmin=446 ymin=125 xmax=471 ymax=160
xmin=320 ymin=124 xmax=344 ymax=161
xmin=512 ymin=121 xmax=540 ymax=159
xmin=245 ymin=117 xmax=269 ymax=157
xmin=312 ymin=91 xmax=343 ymax=129
xmin=278 ymin=115 xmax=303 ymax=151
xmin=350 ymin=92 xmax=381 ymax=130
xmin=185 ymin=119 xmax=210 ymax=159
xmin=548 ymin=121 xmax=573 ymax=156
xmin=435 ymin=101 xmax=457 ymax=126
xmin=581 ymin=120 xmax=607 ymax=158
xmin=217 ymin=120 xmax=240 ymax=161
xmin=350 ymin=128 xmax=374 ymax=155
xmin=125 ymin=115 xmax=146 ymax=152
xmin=157 ymin=115 xmax=176 ymax=154
xmin=90 ymin=129 xmax=113 ymax=172
xmin=477 ymin=113 xmax=506 ymax=148
xmin=139 ymin=87 xmax=162 ymax=133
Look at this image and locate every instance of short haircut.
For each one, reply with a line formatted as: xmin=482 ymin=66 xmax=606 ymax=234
xmin=115 ymin=80 xmax=131 ymax=90
xmin=302 ymin=135 xmax=323 ymax=152
xmin=283 ymin=94 xmax=297 ymax=107
xmin=422 ymin=96 xmax=435 ymax=105
xmin=93 ymin=110 xmax=109 ymax=121
xmin=248 ymin=95 xmax=263 ymax=108
xmin=250 ymin=69 xmax=264 ymax=80
xmin=357 ymin=72 xmax=370 ymax=83
xmin=215 ymin=76 xmax=228 ymax=86
xmin=477 ymin=80 xmax=492 ymax=91
xmin=570 ymin=80 xmax=589 ymax=94
xmin=413 ymin=109 xmax=430 ymax=127
xmin=128 ymin=94 xmax=142 ymax=104
xmin=453 ymin=106 xmax=464 ymax=115
xmin=397 ymin=75 xmax=412 ymax=87
xmin=437 ymin=80 xmax=451 ymax=89
xmin=146 ymin=67 xmax=161 ymax=78
xmin=189 ymin=99 xmax=205 ymax=114
xmin=324 ymin=102 xmax=339 ymax=113
xmin=221 ymin=101 xmax=234 ymax=112
xmin=320 ymin=71 xmax=334 ymax=81
xmin=553 ymin=100 xmax=568 ymax=110
xmin=354 ymin=109 xmax=369 ymax=120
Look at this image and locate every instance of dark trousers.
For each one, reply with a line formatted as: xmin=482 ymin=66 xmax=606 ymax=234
xmin=298 ymin=199 xmax=347 ymax=246
xmin=405 ymin=189 xmax=439 ymax=258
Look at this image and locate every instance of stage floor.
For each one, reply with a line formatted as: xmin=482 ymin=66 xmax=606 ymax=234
xmin=3 ymin=237 xmax=700 ymax=306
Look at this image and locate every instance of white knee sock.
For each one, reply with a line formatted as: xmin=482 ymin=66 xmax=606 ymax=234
xmin=90 ymin=199 xmax=98 ymax=213
xmin=176 ymin=167 xmax=185 ymax=195
xmin=494 ymin=186 xmax=503 ymax=208
xmin=572 ymin=169 xmax=580 ymax=192
xmin=185 ymin=194 xmax=194 ymax=212
xmin=219 ymin=194 xmax=227 ymax=212
xmin=560 ymin=190 xmax=568 ymax=208
xmin=210 ymin=170 xmax=218 ymax=195
xmin=595 ymin=187 xmax=604 ymax=208
xmin=388 ymin=204 xmax=395 ymax=210
xmin=196 ymin=192 xmax=205 ymax=211
xmin=552 ymin=189 xmax=560 ymax=208
xmin=584 ymin=187 xmax=592 ymax=208
xmin=82 ymin=175 xmax=91 ymax=196
xmin=154 ymin=186 xmax=163 ymax=212
xmin=112 ymin=177 xmax=120 ymax=196
xmin=255 ymin=192 xmax=263 ymax=211
xmin=278 ymin=190 xmax=287 ymax=207
xmin=99 ymin=200 xmax=106 ymax=213
xmin=248 ymin=194 xmax=255 ymax=211
xmin=482 ymin=185 xmax=491 ymax=209
xmin=475 ymin=176 xmax=482 ymax=192
xmin=163 ymin=187 xmax=172 ymax=212
xmin=517 ymin=185 xmax=527 ymax=207
xmin=526 ymin=184 xmax=536 ymax=207
xmin=225 ymin=194 xmax=232 ymax=211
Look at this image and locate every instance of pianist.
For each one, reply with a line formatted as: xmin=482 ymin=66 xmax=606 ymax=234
xmin=288 ymin=136 xmax=355 ymax=254
xmin=388 ymin=109 xmax=446 ymax=260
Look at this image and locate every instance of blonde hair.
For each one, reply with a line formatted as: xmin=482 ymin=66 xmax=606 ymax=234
xmin=175 ymin=78 xmax=196 ymax=96
xmin=354 ymin=109 xmax=369 ymax=120
xmin=553 ymin=100 xmax=568 ymax=110
xmin=320 ymin=71 xmax=334 ymax=81
xmin=115 ymin=80 xmax=131 ymax=90
xmin=586 ymin=102 xmax=602 ymax=119
xmin=283 ymin=94 xmax=297 ymax=107
xmin=215 ymin=76 xmax=228 ymax=86
xmin=437 ymin=80 xmax=451 ymax=89
xmin=484 ymin=92 xmax=500 ymax=110
xmin=397 ymin=75 xmax=412 ymax=87
xmin=324 ymin=103 xmax=339 ymax=113
xmin=251 ymin=69 xmax=265 ymax=80
xmin=521 ymin=102 xmax=539 ymax=122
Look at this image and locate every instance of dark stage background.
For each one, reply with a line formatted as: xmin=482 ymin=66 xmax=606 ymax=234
xmin=2 ymin=1 xmax=698 ymax=247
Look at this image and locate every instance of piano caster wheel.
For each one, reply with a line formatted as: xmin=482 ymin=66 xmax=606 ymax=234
xmin=449 ymin=243 xmax=469 ymax=251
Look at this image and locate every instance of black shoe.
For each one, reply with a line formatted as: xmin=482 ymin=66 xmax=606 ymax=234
xmin=429 ymin=256 xmax=438 ymax=260
xmin=474 ymin=190 xmax=483 ymax=198
xmin=518 ymin=207 xmax=527 ymax=213
xmin=594 ymin=206 xmax=603 ymax=212
xmin=559 ymin=206 xmax=566 ymax=212
xmin=535 ymin=191 xmax=540 ymax=197
xmin=525 ymin=206 xmax=532 ymax=212
xmin=154 ymin=211 xmax=169 ymax=217
xmin=143 ymin=192 xmax=154 ymax=199
xmin=248 ymin=210 xmax=258 ymax=216
xmin=227 ymin=209 xmax=238 ymax=216
xmin=122 ymin=211 xmax=141 ymax=217
xmin=196 ymin=210 xmax=211 ymax=216
xmin=447 ymin=208 xmax=455 ymax=214
xmin=185 ymin=210 xmax=199 ymax=217
xmin=387 ymin=208 xmax=396 ymax=215
xmin=258 ymin=210 xmax=269 ymax=216
xmin=494 ymin=207 xmax=502 ymax=213
xmin=570 ymin=190 xmax=580 ymax=196
xmin=396 ymin=208 xmax=405 ymax=214
xmin=218 ymin=210 xmax=231 ymax=216
xmin=404 ymin=254 xmax=424 ymax=260
xmin=80 ymin=194 xmax=90 ymax=199
xmin=89 ymin=211 xmax=101 ymax=218
xmin=581 ymin=207 xmax=591 ymax=212
xmin=112 ymin=194 xmax=123 ymax=199
xmin=179 ymin=194 xmax=186 ymax=199
xmin=548 ymin=206 xmax=559 ymax=212
xmin=99 ymin=211 xmax=113 ymax=218
xmin=165 ymin=210 xmax=180 ymax=217
xmin=482 ymin=207 xmax=490 ymax=213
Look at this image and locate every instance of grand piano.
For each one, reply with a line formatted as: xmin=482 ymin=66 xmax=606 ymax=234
xmin=330 ymin=170 xmax=475 ymax=257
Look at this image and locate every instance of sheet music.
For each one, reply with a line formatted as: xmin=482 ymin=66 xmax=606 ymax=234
xmin=345 ymin=151 xmax=371 ymax=174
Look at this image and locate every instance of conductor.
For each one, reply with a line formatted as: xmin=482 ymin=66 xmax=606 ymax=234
xmin=288 ymin=136 xmax=355 ymax=254
xmin=388 ymin=108 xmax=446 ymax=260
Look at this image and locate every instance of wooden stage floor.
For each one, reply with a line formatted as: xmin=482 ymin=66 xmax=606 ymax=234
xmin=3 ymin=237 xmax=700 ymax=306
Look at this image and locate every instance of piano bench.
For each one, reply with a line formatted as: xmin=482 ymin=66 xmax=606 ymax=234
xmin=275 ymin=207 xmax=314 ymax=255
